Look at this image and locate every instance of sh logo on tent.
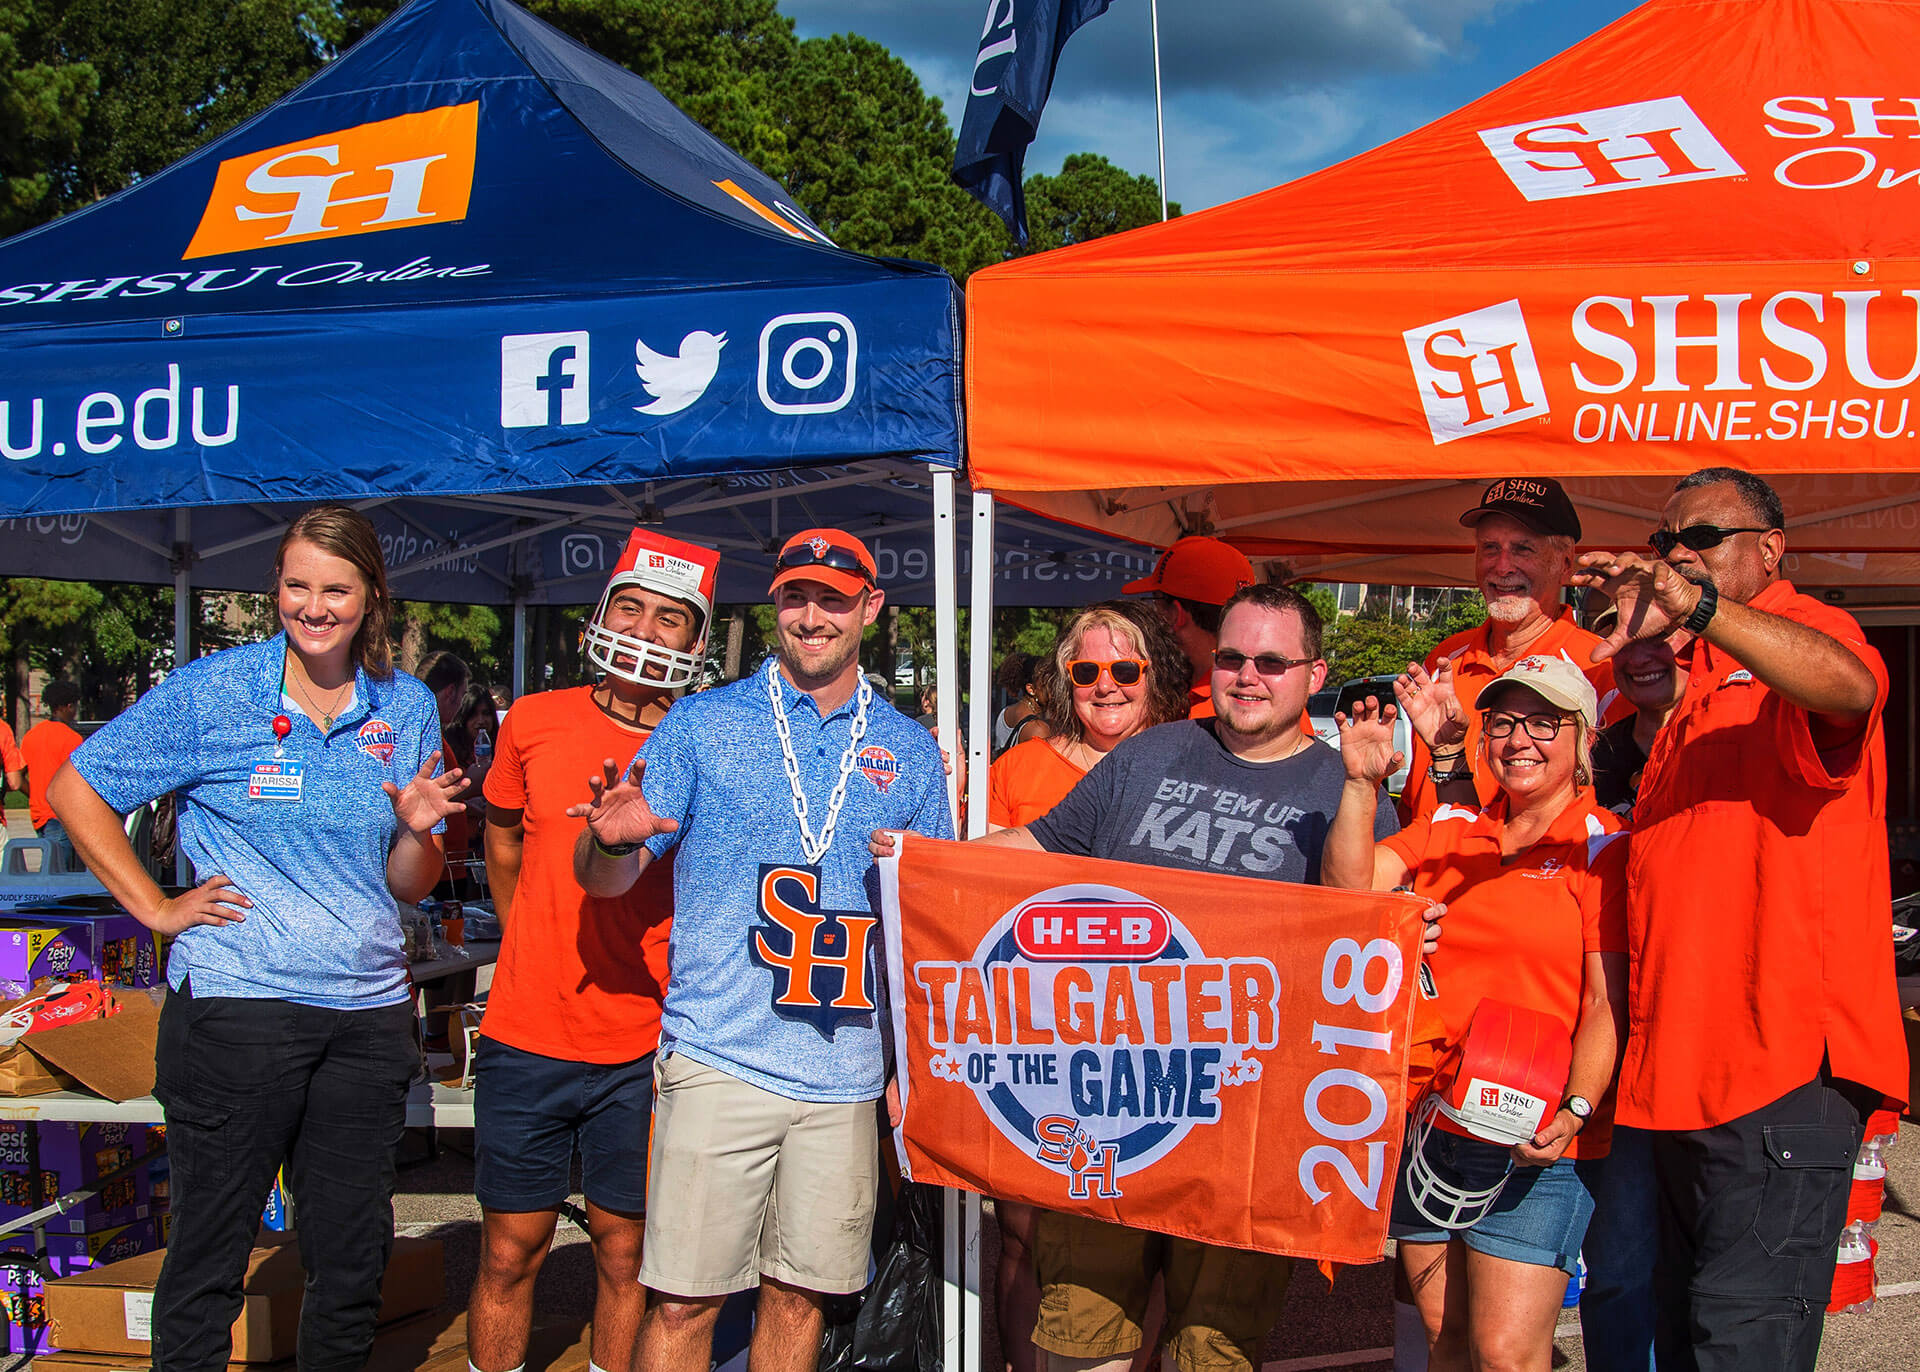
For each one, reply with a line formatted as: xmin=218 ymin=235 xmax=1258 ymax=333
xmin=759 ymin=313 xmax=859 ymax=414
xmin=1403 ymin=301 xmax=1549 ymax=445
xmin=184 ymin=104 xmax=479 ymax=259
xmin=1480 ymin=96 xmax=1742 ymax=202
xmin=501 ymin=332 xmax=590 ymax=428
xmin=634 ymin=331 xmax=727 ymax=415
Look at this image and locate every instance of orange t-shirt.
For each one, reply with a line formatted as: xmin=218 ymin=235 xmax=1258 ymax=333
xmin=1384 ymin=795 xmax=1629 ymax=1158
xmin=1398 ymin=608 xmax=1626 ymax=821
xmin=1617 ymin=580 xmax=1908 ymax=1131
xmin=988 ymin=738 xmax=1087 ymax=828
xmin=0 ymin=721 xmax=22 ymax=778
xmin=480 ymin=687 xmax=674 ymax=1064
xmin=20 ymin=720 xmax=81 ymax=829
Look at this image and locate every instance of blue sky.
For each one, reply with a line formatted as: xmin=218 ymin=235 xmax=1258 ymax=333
xmin=783 ymin=1 xmax=1644 ymax=212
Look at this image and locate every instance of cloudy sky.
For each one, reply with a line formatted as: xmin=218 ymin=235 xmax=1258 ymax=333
xmin=783 ymin=1 xmax=1643 ymax=211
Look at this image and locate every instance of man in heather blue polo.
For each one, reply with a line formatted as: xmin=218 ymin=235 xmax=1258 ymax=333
xmin=574 ymin=528 xmax=952 ymax=1372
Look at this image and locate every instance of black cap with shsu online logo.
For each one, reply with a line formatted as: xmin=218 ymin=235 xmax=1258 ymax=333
xmin=1458 ymin=477 xmax=1582 ymax=541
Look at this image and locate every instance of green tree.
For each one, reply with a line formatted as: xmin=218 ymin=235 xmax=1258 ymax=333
xmin=1018 ymin=153 xmax=1175 ymax=255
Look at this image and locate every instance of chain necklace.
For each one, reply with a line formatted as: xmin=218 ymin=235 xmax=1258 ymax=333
xmin=281 ymin=655 xmax=354 ymax=732
xmin=766 ymin=658 xmax=871 ymax=865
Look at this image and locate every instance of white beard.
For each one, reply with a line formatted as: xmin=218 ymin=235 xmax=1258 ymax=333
xmin=1484 ymin=593 xmax=1538 ymax=624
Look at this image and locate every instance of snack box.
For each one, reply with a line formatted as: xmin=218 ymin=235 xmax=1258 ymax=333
xmin=0 ymin=1122 xmax=160 ymax=1227
xmin=0 ymin=910 xmax=165 ymax=991
xmin=0 ymin=1218 xmax=161 ymax=1354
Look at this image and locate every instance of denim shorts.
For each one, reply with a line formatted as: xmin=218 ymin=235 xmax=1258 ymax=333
xmin=472 ymin=1036 xmax=654 ymax=1214
xmin=1389 ymin=1124 xmax=1597 ymax=1276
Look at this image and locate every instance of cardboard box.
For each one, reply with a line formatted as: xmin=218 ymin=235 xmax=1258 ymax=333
xmin=0 ymin=1218 xmax=163 ymax=1354
xmin=46 ymin=1233 xmax=444 ymax=1361
xmin=0 ymin=1122 xmax=160 ymax=1225
xmin=0 ymin=911 xmax=165 ymax=991
xmin=33 ymin=1309 xmax=590 ymax=1372
xmin=0 ymin=987 xmax=162 ymax=1101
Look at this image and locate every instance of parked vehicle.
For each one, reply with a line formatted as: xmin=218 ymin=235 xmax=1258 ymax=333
xmin=1325 ymin=675 xmax=1413 ymax=796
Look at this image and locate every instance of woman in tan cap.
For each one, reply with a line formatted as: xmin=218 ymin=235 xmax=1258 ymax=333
xmin=1322 ymin=656 xmax=1630 ymax=1372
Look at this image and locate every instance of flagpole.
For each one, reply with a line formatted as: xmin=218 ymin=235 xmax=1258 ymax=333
xmin=1150 ymin=0 xmax=1167 ymax=219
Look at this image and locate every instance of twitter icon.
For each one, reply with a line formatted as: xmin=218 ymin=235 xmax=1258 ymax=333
xmin=633 ymin=330 xmax=727 ymax=415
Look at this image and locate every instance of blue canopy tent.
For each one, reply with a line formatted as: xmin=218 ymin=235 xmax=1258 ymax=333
xmin=0 ymin=0 xmax=1150 ymax=689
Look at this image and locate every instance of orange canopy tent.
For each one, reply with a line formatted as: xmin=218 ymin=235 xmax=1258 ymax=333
xmin=964 ymin=0 xmax=1920 ymax=589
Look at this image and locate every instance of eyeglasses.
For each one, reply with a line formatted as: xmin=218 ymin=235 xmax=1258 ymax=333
xmin=1648 ymin=524 xmax=1771 ymax=557
xmin=1212 ymin=648 xmax=1314 ymax=677
xmin=776 ymin=541 xmax=875 ymax=584
xmin=1067 ymin=658 xmax=1147 ymax=689
xmin=1483 ymin=711 xmax=1571 ymax=741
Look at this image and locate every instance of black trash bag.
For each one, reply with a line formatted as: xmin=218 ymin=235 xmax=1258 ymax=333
xmin=820 ymin=1180 xmax=945 ymax=1372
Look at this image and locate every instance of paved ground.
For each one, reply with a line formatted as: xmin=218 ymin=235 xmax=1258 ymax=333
xmin=391 ymin=1117 xmax=1918 ymax=1372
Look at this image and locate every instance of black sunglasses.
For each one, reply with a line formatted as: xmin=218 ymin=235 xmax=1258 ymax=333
xmin=1649 ymin=525 xmax=1771 ymax=557
xmin=1067 ymin=658 xmax=1147 ymax=688
xmin=1212 ymin=648 xmax=1314 ymax=676
xmin=776 ymin=542 xmax=874 ymax=584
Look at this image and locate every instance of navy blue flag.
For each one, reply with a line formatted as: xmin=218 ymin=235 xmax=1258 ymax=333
xmin=952 ymin=0 xmax=1114 ymax=243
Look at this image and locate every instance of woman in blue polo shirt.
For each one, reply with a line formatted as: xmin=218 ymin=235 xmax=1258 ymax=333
xmin=49 ymin=504 xmax=464 ymax=1372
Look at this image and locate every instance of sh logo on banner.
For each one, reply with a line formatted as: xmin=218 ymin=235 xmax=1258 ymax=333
xmin=501 ymin=332 xmax=590 ymax=428
xmin=1403 ymin=301 xmax=1549 ymax=445
xmin=1480 ymin=96 xmax=1743 ymax=202
xmin=758 ymin=313 xmax=859 ymax=414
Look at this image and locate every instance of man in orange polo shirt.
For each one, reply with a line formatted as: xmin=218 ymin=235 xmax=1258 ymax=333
xmin=1398 ymin=478 xmax=1622 ymax=821
xmin=0 ymin=714 xmax=22 ymax=799
xmin=21 ymin=681 xmax=83 ymax=837
xmin=1125 ymin=536 xmax=1255 ymax=719
xmin=1576 ymin=467 xmax=1907 ymax=1372
xmin=465 ymin=530 xmax=719 ymax=1372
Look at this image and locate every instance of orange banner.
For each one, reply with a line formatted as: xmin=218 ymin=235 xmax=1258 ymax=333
xmin=878 ymin=837 xmax=1429 ymax=1263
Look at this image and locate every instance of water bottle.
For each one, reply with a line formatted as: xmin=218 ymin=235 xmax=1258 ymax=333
xmin=1829 ymin=1220 xmax=1877 ymax=1314
xmin=1562 ymin=1254 xmax=1587 ymax=1308
xmin=473 ymin=728 xmax=493 ymax=763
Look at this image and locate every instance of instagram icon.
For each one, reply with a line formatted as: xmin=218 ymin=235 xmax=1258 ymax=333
xmin=757 ymin=312 xmax=859 ymax=415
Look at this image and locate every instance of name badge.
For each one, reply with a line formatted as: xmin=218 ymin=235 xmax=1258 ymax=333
xmin=249 ymin=760 xmax=304 ymax=802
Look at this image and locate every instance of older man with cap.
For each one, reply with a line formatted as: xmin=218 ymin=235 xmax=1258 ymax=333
xmin=1575 ymin=468 xmax=1907 ymax=1372
xmin=1396 ymin=477 xmax=1620 ymax=820
xmin=1125 ymin=536 xmax=1257 ymax=718
xmin=571 ymin=527 xmax=953 ymax=1372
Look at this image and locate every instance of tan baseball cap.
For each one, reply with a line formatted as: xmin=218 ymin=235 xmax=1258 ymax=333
xmin=1473 ymin=654 xmax=1598 ymax=728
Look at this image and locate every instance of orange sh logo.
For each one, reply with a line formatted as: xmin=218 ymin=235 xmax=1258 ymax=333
xmin=184 ymin=103 xmax=479 ymax=260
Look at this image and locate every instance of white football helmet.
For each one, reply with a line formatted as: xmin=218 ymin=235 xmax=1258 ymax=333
xmin=583 ymin=529 xmax=720 ymax=690
xmin=1404 ymin=999 xmax=1573 ymax=1230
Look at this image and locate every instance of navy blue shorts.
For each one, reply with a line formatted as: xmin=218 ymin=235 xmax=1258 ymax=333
xmin=1389 ymin=1124 xmax=1597 ymax=1276
xmin=472 ymin=1036 xmax=654 ymax=1214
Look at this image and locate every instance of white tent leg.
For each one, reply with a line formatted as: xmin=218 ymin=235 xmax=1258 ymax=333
xmin=931 ymin=467 xmax=965 ymax=1372
xmin=512 ymin=595 xmax=528 ymax=700
xmin=172 ymin=510 xmax=192 ymax=887
xmin=962 ymin=490 xmax=996 ymax=1372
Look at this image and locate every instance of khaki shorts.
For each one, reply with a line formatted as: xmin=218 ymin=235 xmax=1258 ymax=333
xmin=638 ymin=1052 xmax=880 ymax=1297
xmin=1031 ymin=1211 xmax=1293 ymax=1372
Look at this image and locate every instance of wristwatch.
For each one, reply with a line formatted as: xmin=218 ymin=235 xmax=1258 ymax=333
xmin=1682 ymin=579 xmax=1719 ymax=635
xmin=1563 ymin=1095 xmax=1594 ymax=1128
xmin=593 ymin=835 xmax=643 ymax=858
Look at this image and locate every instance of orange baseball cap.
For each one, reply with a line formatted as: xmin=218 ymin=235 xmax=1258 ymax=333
xmin=769 ymin=528 xmax=878 ymax=598
xmin=1123 ymin=536 xmax=1255 ymax=606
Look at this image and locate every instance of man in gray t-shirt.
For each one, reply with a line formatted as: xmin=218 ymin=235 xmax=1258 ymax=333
xmin=968 ymin=583 xmax=1401 ymax=1372
xmin=1030 ymin=717 xmax=1394 ymax=882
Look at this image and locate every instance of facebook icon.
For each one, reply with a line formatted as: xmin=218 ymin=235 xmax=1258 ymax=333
xmin=501 ymin=331 xmax=591 ymax=427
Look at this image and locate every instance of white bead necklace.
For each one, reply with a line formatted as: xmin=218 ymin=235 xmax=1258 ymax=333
xmin=765 ymin=658 xmax=872 ymax=865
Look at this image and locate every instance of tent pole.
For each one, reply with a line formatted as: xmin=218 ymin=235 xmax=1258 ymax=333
xmin=512 ymin=595 xmax=528 ymax=701
xmin=172 ymin=509 xmax=192 ymax=887
xmin=930 ymin=466 xmax=966 ymax=1372
xmin=1150 ymin=0 xmax=1167 ymax=220
xmin=967 ymin=493 xmax=994 ymax=836
xmin=963 ymin=489 xmax=997 ymax=1372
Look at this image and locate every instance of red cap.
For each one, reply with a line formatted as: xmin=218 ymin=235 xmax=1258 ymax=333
xmin=1122 ymin=537 xmax=1255 ymax=606
xmin=769 ymin=528 xmax=878 ymax=599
